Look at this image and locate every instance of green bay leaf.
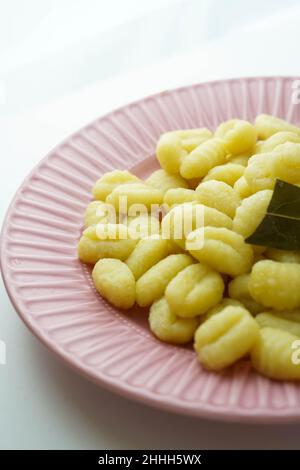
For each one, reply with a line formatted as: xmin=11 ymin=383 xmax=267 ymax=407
xmin=245 ymin=179 xmax=300 ymax=250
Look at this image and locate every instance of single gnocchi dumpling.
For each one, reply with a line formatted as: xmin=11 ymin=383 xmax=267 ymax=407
xmin=272 ymin=142 xmax=300 ymax=184
xmin=78 ymin=224 xmax=137 ymax=264
xmin=161 ymin=202 xmax=232 ymax=249
xmin=244 ymin=153 xmax=275 ymax=192
xmin=126 ymin=235 xmax=170 ymax=280
xmin=92 ymin=258 xmax=136 ymax=309
xmin=194 ymin=305 xmax=260 ymax=370
xmin=149 ymin=297 xmax=200 ymax=344
xmin=255 ymin=114 xmax=300 ymax=140
xmin=255 ymin=312 xmax=300 ymax=337
xmin=254 ymin=131 xmax=300 ymax=153
xmin=180 ymin=138 xmax=227 ymax=179
xmin=146 ymin=169 xmax=188 ymax=193
xmin=156 ymin=132 xmax=186 ymax=174
xmin=84 ymin=200 xmax=117 ymax=228
xmin=251 ymin=327 xmax=300 ymax=380
xmin=249 ymin=260 xmax=300 ymax=310
xmin=202 ymin=163 xmax=245 ymax=186
xmin=106 ymin=183 xmax=164 ymax=212
xmin=186 ymin=226 xmax=253 ymax=276
xmin=228 ymin=274 xmax=264 ymax=315
xmin=165 ymin=263 xmax=224 ymax=318
xmin=195 ymin=180 xmax=241 ymax=218
xmin=232 ymin=190 xmax=273 ymax=239
xmin=215 ymin=119 xmax=257 ymax=155
xmin=92 ymin=170 xmax=140 ymax=200
xmin=136 ymin=254 xmax=194 ymax=307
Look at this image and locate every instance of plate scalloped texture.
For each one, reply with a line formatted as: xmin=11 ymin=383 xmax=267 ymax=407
xmin=2 ymin=76 xmax=300 ymax=423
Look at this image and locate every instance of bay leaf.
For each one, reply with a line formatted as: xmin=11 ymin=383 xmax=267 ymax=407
xmin=245 ymin=179 xmax=300 ymax=250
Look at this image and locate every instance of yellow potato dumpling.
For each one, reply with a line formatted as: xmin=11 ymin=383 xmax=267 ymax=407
xmin=244 ymin=153 xmax=275 ymax=192
xmin=186 ymin=226 xmax=253 ymax=276
xmin=251 ymin=327 xmax=300 ymax=380
xmin=126 ymin=235 xmax=170 ymax=280
xmin=106 ymin=183 xmax=164 ymax=212
xmin=165 ymin=263 xmax=224 ymax=318
xmin=215 ymin=119 xmax=257 ymax=155
xmin=228 ymin=274 xmax=264 ymax=315
xmin=233 ymin=176 xmax=253 ymax=199
xmin=92 ymin=258 xmax=136 ymax=309
xmin=254 ymin=131 xmax=300 ymax=153
xmin=146 ymin=169 xmax=188 ymax=193
xmin=195 ymin=180 xmax=241 ymax=218
xmin=180 ymin=138 xmax=227 ymax=179
xmin=255 ymin=114 xmax=300 ymax=140
xmin=84 ymin=200 xmax=117 ymax=228
xmin=156 ymin=132 xmax=187 ymax=174
xmin=163 ymin=188 xmax=198 ymax=207
xmin=149 ymin=297 xmax=200 ymax=344
xmin=194 ymin=305 xmax=260 ymax=370
xmin=136 ymin=254 xmax=194 ymax=307
xmin=161 ymin=202 xmax=232 ymax=249
xmin=249 ymin=260 xmax=300 ymax=310
xmin=92 ymin=170 xmax=140 ymax=200
xmin=78 ymin=224 xmax=137 ymax=264
xmin=265 ymin=248 xmax=300 ymax=264
xmin=232 ymin=190 xmax=273 ymax=239
xmin=272 ymin=142 xmax=300 ymax=184
xmin=256 ymin=312 xmax=300 ymax=337
xmin=202 ymin=163 xmax=245 ymax=186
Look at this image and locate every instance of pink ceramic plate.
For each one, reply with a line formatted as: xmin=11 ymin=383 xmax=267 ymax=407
xmin=2 ymin=77 xmax=300 ymax=423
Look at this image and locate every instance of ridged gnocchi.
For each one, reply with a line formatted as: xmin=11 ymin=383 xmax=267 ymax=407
xmin=215 ymin=119 xmax=257 ymax=155
xmin=149 ymin=297 xmax=200 ymax=344
xmin=251 ymin=327 xmax=300 ymax=380
xmin=255 ymin=114 xmax=300 ymax=140
xmin=186 ymin=227 xmax=253 ymax=276
xmin=180 ymin=138 xmax=227 ymax=179
xmin=249 ymin=260 xmax=300 ymax=310
xmin=232 ymin=190 xmax=273 ymax=238
xmin=195 ymin=180 xmax=240 ymax=218
xmin=194 ymin=305 xmax=260 ymax=370
xmin=165 ymin=263 xmax=224 ymax=318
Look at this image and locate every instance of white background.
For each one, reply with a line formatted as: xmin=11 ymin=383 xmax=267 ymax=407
xmin=1 ymin=0 xmax=300 ymax=449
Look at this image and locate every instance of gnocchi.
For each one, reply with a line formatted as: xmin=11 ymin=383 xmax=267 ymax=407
xmin=92 ymin=258 xmax=136 ymax=309
xmin=149 ymin=297 xmax=200 ymax=344
xmin=186 ymin=227 xmax=253 ymax=276
xmin=249 ymin=260 xmax=300 ymax=310
xmin=77 ymin=114 xmax=300 ymax=382
xmin=165 ymin=263 xmax=224 ymax=318
xmin=251 ymin=327 xmax=300 ymax=380
xmin=194 ymin=305 xmax=260 ymax=370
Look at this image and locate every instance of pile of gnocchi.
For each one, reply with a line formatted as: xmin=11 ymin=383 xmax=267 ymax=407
xmin=78 ymin=114 xmax=300 ymax=381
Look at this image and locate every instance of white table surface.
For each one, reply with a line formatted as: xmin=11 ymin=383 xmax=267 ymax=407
xmin=1 ymin=1 xmax=300 ymax=449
